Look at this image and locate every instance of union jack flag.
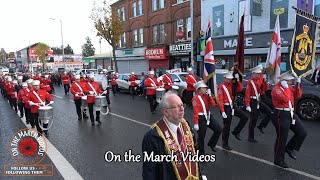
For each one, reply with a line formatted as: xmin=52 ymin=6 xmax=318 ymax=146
xmin=203 ymin=20 xmax=216 ymax=97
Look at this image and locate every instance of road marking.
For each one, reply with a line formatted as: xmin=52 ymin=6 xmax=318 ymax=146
xmin=17 ymin=108 xmax=84 ymax=180
xmin=53 ymin=94 xmax=320 ymax=180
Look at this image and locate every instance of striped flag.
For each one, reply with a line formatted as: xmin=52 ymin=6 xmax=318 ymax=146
xmin=266 ymin=14 xmax=281 ymax=83
xmin=203 ymin=20 xmax=217 ymax=97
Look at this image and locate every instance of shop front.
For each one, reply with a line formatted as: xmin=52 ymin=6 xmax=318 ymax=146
xmin=145 ymin=47 xmax=169 ymax=74
xmin=168 ymin=43 xmax=192 ymax=72
xmin=82 ymin=58 xmax=96 ymax=69
xmin=115 ymin=47 xmax=148 ymax=74
xmin=211 ymin=29 xmax=294 ymax=71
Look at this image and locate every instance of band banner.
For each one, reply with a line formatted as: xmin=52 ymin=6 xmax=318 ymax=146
xmin=290 ymin=10 xmax=319 ymax=77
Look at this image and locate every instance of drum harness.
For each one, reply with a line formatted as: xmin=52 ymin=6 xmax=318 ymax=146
xmin=197 ymin=95 xmax=210 ymax=126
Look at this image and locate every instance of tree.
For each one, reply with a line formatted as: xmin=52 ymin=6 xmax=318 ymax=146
xmin=64 ymin=44 xmax=74 ymax=54
xmin=52 ymin=47 xmax=62 ymax=54
xmin=34 ymin=43 xmax=50 ymax=71
xmin=82 ymin=37 xmax=96 ymax=57
xmin=91 ymin=0 xmax=122 ymax=72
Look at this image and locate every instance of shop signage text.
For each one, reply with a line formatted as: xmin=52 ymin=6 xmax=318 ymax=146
xmin=169 ymin=43 xmax=192 ymax=56
xmin=145 ymin=48 xmax=167 ymax=60
xmin=224 ymin=37 xmax=253 ymax=48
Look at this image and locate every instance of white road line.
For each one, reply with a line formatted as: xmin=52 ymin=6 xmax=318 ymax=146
xmin=53 ymin=94 xmax=320 ymax=180
xmin=18 ymin=110 xmax=83 ymax=180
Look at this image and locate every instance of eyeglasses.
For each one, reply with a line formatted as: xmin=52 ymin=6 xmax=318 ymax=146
xmin=165 ymin=104 xmax=186 ymax=110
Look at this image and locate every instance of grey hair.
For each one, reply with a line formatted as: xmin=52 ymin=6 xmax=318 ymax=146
xmin=160 ymin=90 xmax=179 ymax=109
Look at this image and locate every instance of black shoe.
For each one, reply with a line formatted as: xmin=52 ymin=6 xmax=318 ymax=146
xmin=83 ymin=115 xmax=88 ymax=119
xmin=274 ymin=161 xmax=289 ymax=168
xmin=222 ymin=145 xmax=232 ymax=151
xmin=78 ymin=117 xmax=81 ymax=121
xmin=26 ymin=121 xmax=30 ymax=124
xmin=208 ymin=145 xmax=217 ymax=152
xmin=151 ymin=111 xmax=155 ymax=114
xmin=31 ymin=125 xmax=35 ymax=128
xmin=232 ymin=131 xmax=242 ymax=141
xmin=91 ymin=122 xmax=95 ymax=126
xmin=248 ymin=138 xmax=258 ymax=143
xmin=257 ymin=126 xmax=265 ymax=134
xmin=97 ymin=119 xmax=102 ymax=124
xmin=44 ymin=131 xmax=49 ymax=136
xmin=286 ymin=148 xmax=296 ymax=160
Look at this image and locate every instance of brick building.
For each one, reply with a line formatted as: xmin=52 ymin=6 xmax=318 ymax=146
xmin=111 ymin=0 xmax=201 ymax=74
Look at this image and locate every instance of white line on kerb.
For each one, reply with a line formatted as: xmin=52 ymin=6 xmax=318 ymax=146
xmin=53 ymin=94 xmax=320 ymax=180
xmin=19 ymin=108 xmax=83 ymax=179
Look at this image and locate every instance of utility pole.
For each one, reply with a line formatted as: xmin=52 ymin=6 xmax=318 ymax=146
xmin=190 ymin=0 xmax=194 ymax=69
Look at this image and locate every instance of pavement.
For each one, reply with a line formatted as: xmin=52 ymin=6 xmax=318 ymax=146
xmin=0 ymin=85 xmax=320 ymax=180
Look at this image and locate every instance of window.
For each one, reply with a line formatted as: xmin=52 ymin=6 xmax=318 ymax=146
xmin=139 ymin=28 xmax=144 ymax=45
xmin=177 ymin=19 xmax=184 ymax=40
xmin=159 ymin=24 xmax=165 ymax=43
xmin=177 ymin=0 xmax=184 ymax=3
xmin=133 ymin=2 xmax=137 ymax=17
xmin=138 ymin=0 xmax=143 ymax=15
xmin=133 ymin=29 xmax=138 ymax=46
xmin=152 ymin=0 xmax=157 ymax=11
xmin=152 ymin=25 xmax=158 ymax=44
xmin=119 ymin=32 xmax=126 ymax=48
xmin=117 ymin=8 xmax=121 ymax=18
xmin=160 ymin=0 xmax=164 ymax=9
xmin=121 ymin=7 xmax=125 ymax=21
xmin=186 ymin=17 xmax=191 ymax=39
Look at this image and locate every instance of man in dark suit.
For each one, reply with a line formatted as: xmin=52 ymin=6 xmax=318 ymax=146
xmin=142 ymin=91 xmax=204 ymax=180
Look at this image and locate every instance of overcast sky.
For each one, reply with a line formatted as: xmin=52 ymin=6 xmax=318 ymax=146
xmin=0 ymin=0 xmax=116 ymax=55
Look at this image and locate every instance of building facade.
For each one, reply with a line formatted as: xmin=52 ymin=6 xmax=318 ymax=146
xmin=111 ymin=0 xmax=201 ymax=74
xmin=201 ymin=0 xmax=319 ymax=71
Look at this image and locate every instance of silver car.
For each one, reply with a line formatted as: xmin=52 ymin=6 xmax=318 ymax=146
xmin=116 ymin=74 xmax=141 ymax=91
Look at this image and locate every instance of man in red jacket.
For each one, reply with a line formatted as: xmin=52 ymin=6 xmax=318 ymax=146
xmin=245 ymin=65 xmax=269 ymax=143
xmin=162 ymin=71 xmax=173 ymax=91
xmin=192 ymin=81 xmax=222 ymax=154
xmin=84 ymin=74 xmax=104 ymax=125
xmin=24 ymin=79 xmax=34 ymax=126
xmin=129 ymin=72 xmax=138 ymax=98
xmin=27 ymin=80 xmax=54 ymax=136
xmin=271 ymin=71 xmax=307 ymax=168
xmin=70 ymin=75 xmax=87 ymax=121
xmin=61 ymin=71 xmax=70 ymax=95
xmin=17 ymin=82 xmax=28 ymax=118
xmin=110 ymin=72 xmax=118 ymax=95
xmin=144 ymin=71 xmax=161 ymax=114
xmin=41 ymin=74 xmax=52 ymax=94
xmin=217 ymin=71 xmax=248 ymax=150
xmin=185 ymin=68 xmax=198 ymax=107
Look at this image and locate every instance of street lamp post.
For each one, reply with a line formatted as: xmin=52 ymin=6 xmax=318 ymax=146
xmin=50 ymin=18 xmax=65 ymax=70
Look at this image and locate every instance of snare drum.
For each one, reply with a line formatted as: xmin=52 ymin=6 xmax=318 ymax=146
xmin=156 ymin=88 xmax=166 ymax=103
xmin=39 ymin=106 xmax=53 ymax=123
xmin=81 ymin=96 xmax=88 ymax=107
xmin=94 ymin=95 xmax=108 ymax=110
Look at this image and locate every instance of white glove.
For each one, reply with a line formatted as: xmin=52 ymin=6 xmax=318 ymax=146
xmin=75 ymin=93 xmax=79 ymax=97
xmin=151 ymin=84 xmax=155 ymax=87
xmin=50 ymin=101 xmax=54 ymax=104
xmin=281 ymin=80 xmax=289 ymax=88
xmin=89 ymin=91 xmax=94 ymax=95
xmin=246 ymin=106 xmax=252 ymax=112
xmin=234 ymin=73 xmax=240 ymax=80
xmin=206 ymin=89 xmax=212 ymax=95
xmin=29 ymin=101 xmax=36 ymax=106
xmin=194 ymin=124 xmax=199 ymax=131
xmin=297 ymin=76 xmax=301 ymax=84
xmin=221 ymin=112 xmax=227 ymax=118
xmin=263 ymin=74 xmax=267 ymax=80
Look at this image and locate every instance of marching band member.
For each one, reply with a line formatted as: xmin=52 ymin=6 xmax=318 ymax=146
xmin=162 ymin=70 xmax=173 ymax=91
xmin=0 ymin=74 xmax=4 ymax=97
xmin=61 ymin=71 xmax=71 ymax=95
xmin=5 ymin=77 xmax=16 ymax=111
xmin=129 ymin=72 xmax=138 ymax=97
xmin=11 ymin=80 xmax=18 ymax=113
xmin=70 ymin=75 xmax=87 ymax=121
xmin=41 ymin=74 xmax=52 ymax=94
xmin=4 ymin=76 xmax=11 ymax=102
xmin=24 ymin=79 xmax=34 ymax=126
xmin=271 ymin=71 xmax=307 ymax=168
xmin=71 ymin=73 xmax=76 ymax=83
xmin=34 ymin=73 xmax=43 ymax=84
xmin=186 ymin=68 xmax=198 ymax=107
xmin=110 ymin=72 xmax=118 ymax=95
xmin=18 ymin=82 xmax=28 ymax=118
xmin=217 ymin=71 xmax=248 ymax=150
xmin=81 ymin=74 xmax=89 ymax=82
xmin=245 ymin=65 xmax=268 ymax=143
xmin=84 ymin=74 xmax=104 ymax=125
xmin=27 ymin=80 xmax=54 ymax=136
xmin=101 ymin=69 xmax=111 ymax=105
xmin=144 ymin=71 xmax=161 ymax=114
xmin=192 ymin=81 xmax=222 ymax=154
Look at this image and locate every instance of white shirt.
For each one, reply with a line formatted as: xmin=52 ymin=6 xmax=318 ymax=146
xmin=164 ymin=117 xmax=182 ymax=144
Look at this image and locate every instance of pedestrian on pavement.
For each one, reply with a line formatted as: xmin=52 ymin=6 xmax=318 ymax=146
xmin=192 ymin=81 xmax=222 ymax=154
xmin=27 ymin=80 xmax=54 ymax=136
xmin=245 ymin=65 xmax=269 ymax=143
xmin=144 ymin=70 xmax=161 ymax=114
xmin=70 ymin=75 xmax=87 ymax=121
xmin=186 ymin=68 xmax=198 ymax=108
xmin=61 ymin=71 xmax=71 ymax=95
xmin=217 ymin=71 xmax=248 ymax=150
xmin=84 ymin=74 xmax=104 ymax=125
xmin=271 ymin=71 xmax=307 ymax=168
xmin=142 ymin=91 xmax=201 ymax=180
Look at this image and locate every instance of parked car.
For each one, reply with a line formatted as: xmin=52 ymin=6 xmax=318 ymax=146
xmin=236 ymin=73 xmax=320 ymax=121
xmin=116 ymin=74 xmax=142 ymax=92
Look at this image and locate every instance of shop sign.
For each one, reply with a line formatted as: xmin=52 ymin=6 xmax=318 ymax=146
xmin=82 ymin=59 xmax=95 ymax=63
xmin=145 ymin=48 xmax=166 ymax=60
xmin=123 ymin=50 xmax=133 ymax=55
xmin=168 ymin=43 xmax=191 ymax=56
